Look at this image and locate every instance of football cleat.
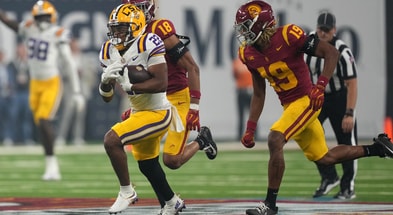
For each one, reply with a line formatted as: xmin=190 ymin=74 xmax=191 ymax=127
xmin=246 ymin=202 xmax=278 ymax=215
xmin=161 ymin=194 xmax=185 ymax=215
xmin=334 ymin=189 xmax=356 ymax=200
xmin=108 ymin=191 xmax=138 ymax=214
xmin=195 ymin=126 xmax=218 ymax=160
xmin=313 ymin=177 xmax=340 ymax=198
xmin=42 ymin=156 xmax=61 ymax=181
xmin=373 ymin=133 xmax=393 ymax=158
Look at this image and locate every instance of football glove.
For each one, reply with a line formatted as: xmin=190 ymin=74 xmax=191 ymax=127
xmin=116 ymin=66 xmax=133 ymax=92
xmin=241 ymin=120 xmax=257 ymax=148
xmin=121 ymin=108 xmax=131 ymax=121
xmin=308 ymin=76 xmax=329 ymax=111
xmin=101 ymin=61 xmax=123 ymax=84
xmin=186 ymin=105 xmax=200 ymax=131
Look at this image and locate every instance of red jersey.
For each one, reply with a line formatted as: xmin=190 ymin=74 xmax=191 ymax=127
xmin=239 ymin=24 xmax=312 ymax=105
xmin=145 ymin=19 xmax=188 ymax=94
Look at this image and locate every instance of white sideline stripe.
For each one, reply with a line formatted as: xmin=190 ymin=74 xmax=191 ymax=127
xmin=1 ymin=201 xmax=393 ymax=214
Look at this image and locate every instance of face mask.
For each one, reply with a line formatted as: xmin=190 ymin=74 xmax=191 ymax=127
xmin=37 ymin=21 xmax=51 ymax=30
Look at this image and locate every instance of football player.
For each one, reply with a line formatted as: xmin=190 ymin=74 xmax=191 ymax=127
xmin=121 ymin=0 xmax=217 ymax=211
xmin=98 ymin=4 xmax=185 ymax=214
xmin=234 ymin=1 xmax=393 ymax=214
xmin=121 ymin=0 xmax=217 ymax=159
xmin=0 ymin=0 xmax=83 ymax=181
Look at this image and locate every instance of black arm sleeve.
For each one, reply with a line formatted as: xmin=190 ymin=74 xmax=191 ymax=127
xmin=301 ymin=34 xmax=320 ymax=56
xmin=166 ymin=41 xmax=189 ymax=63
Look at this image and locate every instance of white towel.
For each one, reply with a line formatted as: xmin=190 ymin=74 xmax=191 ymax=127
xmin=170 ymin=105 xmax=184 ymax=132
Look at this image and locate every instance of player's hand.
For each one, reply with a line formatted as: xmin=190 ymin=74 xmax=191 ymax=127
xmin=101 ymin=61 xmax=123 ymax=84
xmin=308 ymin=75 xmax=329 ymax=111
xmin=241 ymin=120 xmax=257 ymax=148
xmin=121 ymin=108 xmax=131 ymax=121
xmin=186 ymin=108 xmax=200 ymax=131
xmin=116 ymin=66 xmax=133 ymax=92
xmin=308 ymin=84 xmax=325 ymax=111
xmin=73 ymin=94 xmax=86 ymax=112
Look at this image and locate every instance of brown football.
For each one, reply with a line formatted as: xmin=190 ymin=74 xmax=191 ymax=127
xmin=123 ymin=64 xmax=152 ymax=84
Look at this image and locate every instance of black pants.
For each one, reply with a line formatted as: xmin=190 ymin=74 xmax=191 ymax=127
xmin=317 ymin=89 xmax=358 ymax=192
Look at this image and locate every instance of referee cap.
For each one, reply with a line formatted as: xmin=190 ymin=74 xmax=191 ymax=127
xmin=317 ymin=12 xmax=336 ymax=31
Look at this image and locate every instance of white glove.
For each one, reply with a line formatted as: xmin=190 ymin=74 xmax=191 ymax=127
xmin=101 ymin=61 xmax=124 ymax=84
xmin=116 ymin=66 xmax=133 ymax=92
xmin=72 ymin=93 xmax=86 ymax=112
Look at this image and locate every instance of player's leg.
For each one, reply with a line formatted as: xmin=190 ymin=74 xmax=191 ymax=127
xmin=32 ymin=77 xmax=62 ymax=181
xmin=330 ymin=108 xmax=358 ymax=199
xmin=106 ymin=110 xmax=172 ymax=213
xmin=313 ymin=103 xmax=339 ymax=198
xmin=164 ymin=88 xmax=217 ymax=170
xmin=132 ymin=110 xmax=185 ymax=214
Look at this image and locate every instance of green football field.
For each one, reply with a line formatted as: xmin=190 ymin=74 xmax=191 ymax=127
xmin=0 ymin=142 xmax=392 ymax=203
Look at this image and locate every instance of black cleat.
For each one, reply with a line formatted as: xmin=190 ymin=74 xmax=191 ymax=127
xmin=313 ymin=177 xmax=340 ymax=198
xmin=334 ymin=189 xmax=356 ymax=200
xmin=373 ymin=133 xmax=393 ymax=158
xmin=195 ymin=126 xmax=217 ymax=160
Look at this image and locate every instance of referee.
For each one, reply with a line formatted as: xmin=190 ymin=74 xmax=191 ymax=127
xmin=305 ymin=11 xmax=358 ymax=200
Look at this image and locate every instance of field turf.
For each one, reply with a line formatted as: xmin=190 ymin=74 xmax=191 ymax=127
xmin=0 ymin=141 xmax=392 ymax=203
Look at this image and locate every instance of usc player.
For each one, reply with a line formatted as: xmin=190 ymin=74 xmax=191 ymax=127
xmin=234 ymin=1 xmax=393 ymax=214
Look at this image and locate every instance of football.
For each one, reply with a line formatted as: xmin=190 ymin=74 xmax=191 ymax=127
xmin=122 ymin=64 xmax=152 ymax=84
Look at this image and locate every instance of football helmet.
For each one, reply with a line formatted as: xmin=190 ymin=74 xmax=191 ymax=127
xmin=107 ymin=4 xmax=146 ymax=51
xmin=122 ymin=0 xmax=156 ymax=24
xmin=31 ymin=0 xmax=57 ymax=29
xmin=234 ymin=0 xmax=276 ymax=45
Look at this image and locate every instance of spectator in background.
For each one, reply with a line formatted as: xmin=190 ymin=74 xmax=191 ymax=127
xmin=7 ymin=43 xmax=35 ymax=145
xmin=305 ymin=11 xmax=359 ymax=200
xmin=55 ymin=38 xmax=96 ymax=146
xmin=0 ymin=49 xmax=14 ymax=146
xmin=232 ymin=57 xmax=255 ymax=140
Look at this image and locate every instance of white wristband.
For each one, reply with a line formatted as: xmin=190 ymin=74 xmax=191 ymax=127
xmin=99 ymin=87 xmax=114 ymax=97
xmin=190 ymin=103 xmax=199 ymax=110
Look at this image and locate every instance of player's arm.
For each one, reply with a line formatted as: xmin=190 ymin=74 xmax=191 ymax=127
xmin=165 ymin=34 xmax=201 ymax=104
xmin=131 ymin=62 xmax=168 ymax=93
xmin=249 ymin=69 xmax=266 ymax=123
xmin=302 ymin=34 xmax=339 ymax=80
xmin=0 ymin=9 xmax=19 ymax=32
xmin=341 ymin=46 xmax=358 ymax=112
xmin=241 ymin=67 xmax=266 ymax=148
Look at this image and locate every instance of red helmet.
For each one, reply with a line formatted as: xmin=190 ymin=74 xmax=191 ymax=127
xmin=122 ymin=0 xmax=156 ymax=24
xmin=234 ymin=0 xmax=275 ymax=45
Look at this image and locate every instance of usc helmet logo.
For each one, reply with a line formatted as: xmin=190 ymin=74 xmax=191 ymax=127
xmin=247 ymin=4 xmax=262 ymax=19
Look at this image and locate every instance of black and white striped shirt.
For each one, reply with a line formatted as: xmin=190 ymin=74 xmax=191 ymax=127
xmin=305 ymin=33 xmax=358 ymax=94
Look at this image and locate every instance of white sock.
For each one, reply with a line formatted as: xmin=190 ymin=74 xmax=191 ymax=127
xmin=165 ymin=194 xmax=178 ymax=205
xmin=120 ymin=185 xmax=135 ymax=196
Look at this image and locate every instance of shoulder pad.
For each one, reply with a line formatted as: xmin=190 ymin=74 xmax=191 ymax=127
xmin=281 ymin=24 xmax=306 ymax=46
xmin=149 ymin=18 xmax=176 ymax=40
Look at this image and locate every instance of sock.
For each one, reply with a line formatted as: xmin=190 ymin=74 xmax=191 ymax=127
xmin=165 ymin=194 xmax=177 ymax=205
xmin=195 ymin=136 xmax=204 ymax=150
xmin=363 ymin=145 xmax=382 ymax=157
xmin=265 ymin=188 xmax=279 ymax=209
xmin=120 ymin=185 xmax=134 ymax=196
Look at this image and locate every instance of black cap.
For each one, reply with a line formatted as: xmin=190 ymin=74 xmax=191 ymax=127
xmin=317 ymin=12 xmax=336 ymax=30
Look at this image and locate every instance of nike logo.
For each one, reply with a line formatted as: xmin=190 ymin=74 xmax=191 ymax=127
xmin=131 ymin=56 xmax=138 ymax=61
xmin=178 ymin=101 xmax=186 ymax=105
xmin=276 ymin=45 xmax=283 ymax=51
